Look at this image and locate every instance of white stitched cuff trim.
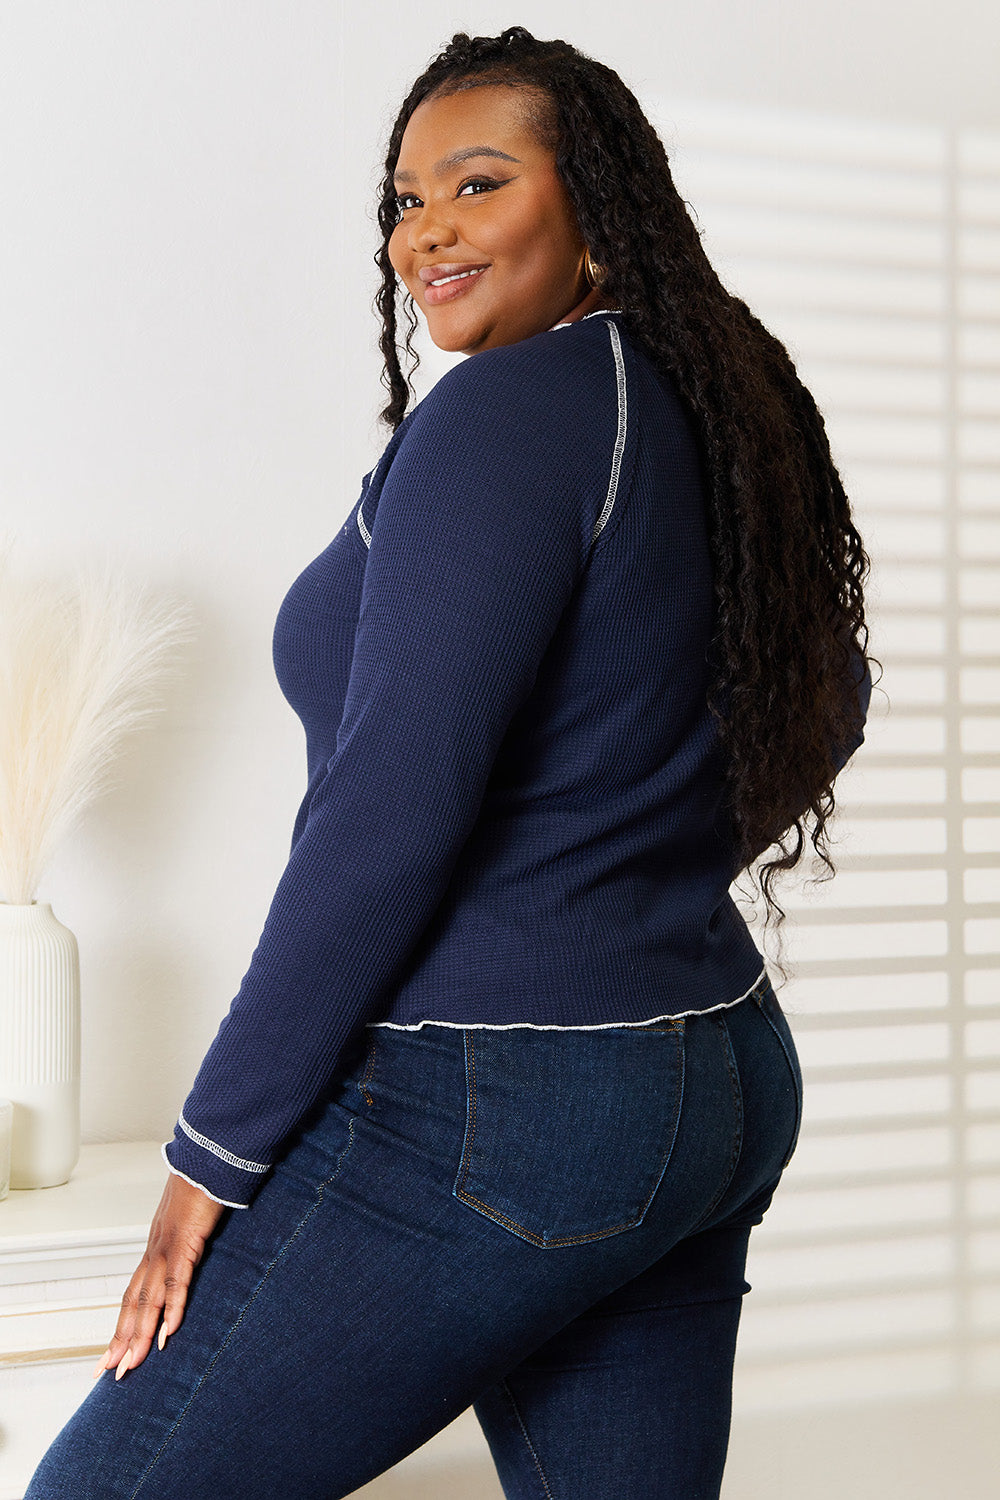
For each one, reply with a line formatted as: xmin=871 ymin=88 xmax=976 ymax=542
xmin=160 ymin=1142 xmax=249 ymax=1209
xmin=177 ymin=1110 xmax=270 ymax=1174
xmin=365 ymin=965 xmax=769 ymax=1032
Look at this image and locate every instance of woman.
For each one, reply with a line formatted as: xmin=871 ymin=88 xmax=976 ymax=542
xmin=27 ymin=26 xmax=874 ymax=1500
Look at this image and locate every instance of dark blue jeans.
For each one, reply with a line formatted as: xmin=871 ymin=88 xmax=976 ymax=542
xmin=25 ymin=972 xmax=801 ymax=1500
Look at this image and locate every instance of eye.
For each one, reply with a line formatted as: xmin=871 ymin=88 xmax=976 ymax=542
xmin=392 ymin=177 xmax=504 ymax=217
xmin=457 ymin=177 xmax=500 ymax=196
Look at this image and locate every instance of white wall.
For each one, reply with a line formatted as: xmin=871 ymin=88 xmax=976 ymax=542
xmin=2 ymin=3 xmax=998 ymax=1496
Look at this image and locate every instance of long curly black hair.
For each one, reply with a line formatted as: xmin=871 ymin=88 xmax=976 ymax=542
xmin=371 ymin=25 xmax=879 ymax=950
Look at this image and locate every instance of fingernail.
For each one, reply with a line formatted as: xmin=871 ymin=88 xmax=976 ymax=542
xmin=92 ymin=1351 xmax=109 ymax=1379
xmin=115 ymin=1349 xmax=132 ymax=1381
xmin=158 ymin=1323 xmax=168 ymax=1351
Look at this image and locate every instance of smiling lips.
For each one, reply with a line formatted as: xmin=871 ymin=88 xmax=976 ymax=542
xmin=419 ymin=262 xmax=489 ymax=305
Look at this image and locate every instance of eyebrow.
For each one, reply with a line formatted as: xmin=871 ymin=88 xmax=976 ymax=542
xmin=393 ymin=146 xmax=522 ymax=185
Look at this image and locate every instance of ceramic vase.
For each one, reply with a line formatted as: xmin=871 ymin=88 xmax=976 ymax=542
xmin=0 ymin=901 xmax=81 ymax=1188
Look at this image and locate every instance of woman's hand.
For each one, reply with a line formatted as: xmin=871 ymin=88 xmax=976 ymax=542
xmin=92 ymin=1171 xmax=227 ymax=1381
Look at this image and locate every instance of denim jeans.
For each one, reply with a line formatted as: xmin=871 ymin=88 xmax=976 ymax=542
xmin=25 ymin=972 xmax=801 ymax=1500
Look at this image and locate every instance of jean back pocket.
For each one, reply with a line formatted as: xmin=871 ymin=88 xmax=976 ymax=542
xmin=453 ymin=1021 xmax=685 ymax=1248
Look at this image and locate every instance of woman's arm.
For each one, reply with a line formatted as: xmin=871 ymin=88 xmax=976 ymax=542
xmin=162 ymin=335 xmax=625 ymax=1208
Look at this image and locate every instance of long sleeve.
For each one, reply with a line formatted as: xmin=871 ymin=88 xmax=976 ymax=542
xmin=162 ymin=336 xmax=620 ymax=1207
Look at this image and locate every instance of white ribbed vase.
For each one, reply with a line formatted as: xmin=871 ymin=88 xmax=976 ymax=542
xmin=0 ymin=902 xmax=81 ymax=1188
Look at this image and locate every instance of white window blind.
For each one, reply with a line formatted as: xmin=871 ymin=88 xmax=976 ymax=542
xmin=658 ymin=99 xmax=1000 ymax=1410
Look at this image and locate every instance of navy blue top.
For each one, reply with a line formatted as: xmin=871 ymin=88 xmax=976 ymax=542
xmin=162 ymin=309 xmax=871 ymax=1208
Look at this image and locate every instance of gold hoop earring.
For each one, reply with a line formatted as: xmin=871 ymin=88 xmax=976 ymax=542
xmin=583 ymin=247 xmax=606 ymax=288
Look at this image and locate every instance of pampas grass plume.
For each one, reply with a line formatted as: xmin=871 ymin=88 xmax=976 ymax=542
xmin=0 ymin=548 xmax=193 ymax=904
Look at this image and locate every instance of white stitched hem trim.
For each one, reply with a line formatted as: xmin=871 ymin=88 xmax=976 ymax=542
xmin=365 ymin=964 xmax=769 ymax=1032
xmin=160 ymin=1142 xmax=249 ymax=1209
xmin=177 ymin=1109 xmax=270 ymax=1174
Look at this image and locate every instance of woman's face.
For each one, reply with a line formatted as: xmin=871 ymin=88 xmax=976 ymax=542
xmin=388 ymin=84 xmax=593 ymax=356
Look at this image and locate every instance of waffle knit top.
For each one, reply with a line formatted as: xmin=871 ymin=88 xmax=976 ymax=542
xmin=162 ymin=308 xmax=871 ymax=1209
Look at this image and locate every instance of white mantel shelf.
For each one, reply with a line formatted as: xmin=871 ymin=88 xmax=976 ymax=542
xmin=0 ymin=1140 xmax=165 ymax=1370
xmin=0 ymin=1142 xmax=166 ymax=1494
xmin=0 ymin=1142 xmax=167 ymax=1495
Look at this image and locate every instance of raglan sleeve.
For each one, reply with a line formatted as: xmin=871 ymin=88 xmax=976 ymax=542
xmin=161 ymin=345 xmax=609 ymax=1208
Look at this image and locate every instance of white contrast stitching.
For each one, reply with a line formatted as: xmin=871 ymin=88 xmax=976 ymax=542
xmin=357 ymin=451 xmax=388 ymax=551
xmin=590 ymin=319 xmax=627 ymax=547
xmin=550 ymin=307 xmax=626 ymax=329
xmin=364 ymin=965 xmax=769 ymax=1031
xmin=159 ymin=1143 xmax=250 ymax=1209
xmin=177 ymin=1109 xmax=270 ymax=1174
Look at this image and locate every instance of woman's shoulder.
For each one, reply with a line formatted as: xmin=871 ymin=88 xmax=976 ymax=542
xmin=408 ymin=311 xmax=632 ymax=447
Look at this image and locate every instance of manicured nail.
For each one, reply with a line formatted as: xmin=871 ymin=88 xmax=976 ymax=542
xmin=115 ymin=1349 xmax=132 ymax=1381
xmin=92 ymin=1351 xmax=109 ymax=1379
xmin=158 ymin=1323 xmax=168 ymax=1351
